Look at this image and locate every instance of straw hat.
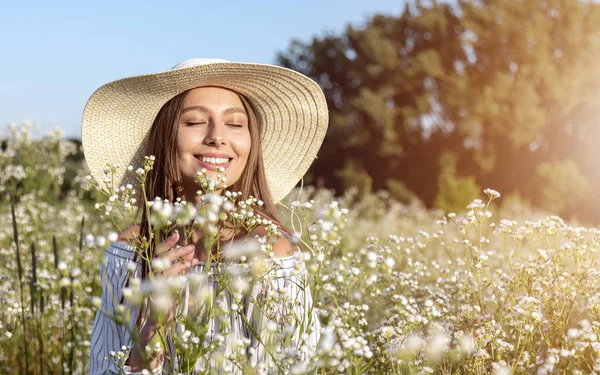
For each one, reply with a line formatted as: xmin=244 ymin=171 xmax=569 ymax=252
xmin=81 ymin=58 xmax=328 ymax=203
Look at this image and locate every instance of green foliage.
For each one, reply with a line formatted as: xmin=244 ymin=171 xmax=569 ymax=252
xmin=433 ymin=152 xmax=481 ymax=213
xmin=385 ymin=178 xmax=418 ymax=204
xmin=0 ymin=124 xmax=113 ymax=373
xmin=536 ymin=159 xmax=590 ymax=215
xmin=434 ymin=174 xmax=480 ymax=214
xmin=0 ymin=123 xmax=88 ymax=203
xmin=334 ymin=159 xmax=373 ymax=197
xmin=278 ymin=0 xmax=600 ymax=220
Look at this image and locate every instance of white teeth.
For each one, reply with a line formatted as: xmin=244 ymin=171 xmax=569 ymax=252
xmin=200 ymin=157 xmax=230 ymax=164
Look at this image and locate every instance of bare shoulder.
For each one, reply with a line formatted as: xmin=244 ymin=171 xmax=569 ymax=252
xmin=250 ymin=226 xmax=294 ymax=258
xmin=272 ymin=236 xmax=294 ymax=258
xmin=117 ymin=224 xmax=140 ymax=242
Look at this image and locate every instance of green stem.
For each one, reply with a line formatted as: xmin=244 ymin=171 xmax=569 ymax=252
xmin=9 ymin=191 xmax=29 ymax=374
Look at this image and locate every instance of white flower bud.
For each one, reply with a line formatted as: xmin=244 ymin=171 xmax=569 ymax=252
xmin=95 ymin=235 xmax=106 ymax=247
xmin=84 ymin=234 xmax=95 ymax=247
xmin=70 ymin=267 xmax=81 ymax=278
xmin=91 ymin=297 xmax=101 ymax=307
xmin=107 ymin=231 xmax=119 ymax=242
xmin=384 ymin=257 xmax=395 ymax=269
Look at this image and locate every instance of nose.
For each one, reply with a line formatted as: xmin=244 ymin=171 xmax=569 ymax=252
xmin=204 ymin=123 xmax=226 ymax=146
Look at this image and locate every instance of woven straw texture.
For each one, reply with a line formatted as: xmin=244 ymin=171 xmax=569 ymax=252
xmin=81 ymin=61 xmax=328 ymax=203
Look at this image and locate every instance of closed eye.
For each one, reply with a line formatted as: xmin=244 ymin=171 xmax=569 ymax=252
xmin=185 ymin=122 xmax=207 ymax=126
xmin=227 ymin=124 xmax=244 ymax=128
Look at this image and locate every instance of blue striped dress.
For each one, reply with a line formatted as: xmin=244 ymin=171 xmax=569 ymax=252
xmin=88 ymin=242 xmax=321 ymax=374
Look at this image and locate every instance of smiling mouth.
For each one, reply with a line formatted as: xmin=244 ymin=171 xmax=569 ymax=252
xmin=195 ymin=155 xmax=233 ymax=164
xmin=194 ymin=155 xmax=233 ymax=168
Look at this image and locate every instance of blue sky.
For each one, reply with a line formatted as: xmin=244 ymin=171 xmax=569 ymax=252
xmin=1 ymin=0 xmax=405 ymax=138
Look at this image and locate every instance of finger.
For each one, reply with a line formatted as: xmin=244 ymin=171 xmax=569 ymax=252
xmin=165 ymin=258 xmax=200 ymax=276
xmin=155 ymin=230 xmax=180 ymax=256
xmin=181 ymin=247 xmax=196 ymax=261
xmin=163 ymin=244 xmax=195 ymax=262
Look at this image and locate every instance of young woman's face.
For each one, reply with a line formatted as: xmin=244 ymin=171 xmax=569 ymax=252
xmin=177 ymin=87 xmax=251 ymax=191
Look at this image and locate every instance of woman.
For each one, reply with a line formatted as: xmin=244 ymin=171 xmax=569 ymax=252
xmin=83 ymin=58 xmax=329 ymax=374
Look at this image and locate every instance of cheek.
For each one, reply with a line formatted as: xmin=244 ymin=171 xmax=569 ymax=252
xmin=235 ymin=133 xmax=252 ymax=162
xmin=177 ymin=129 xmax=201 ymax=155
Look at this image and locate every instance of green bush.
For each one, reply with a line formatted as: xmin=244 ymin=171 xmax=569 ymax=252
xmin=434 ymin=152 xmax=481 ymax=214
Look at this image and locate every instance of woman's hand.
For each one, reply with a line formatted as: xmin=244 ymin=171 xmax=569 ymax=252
xmin=127 ymin=230 xmax=199 ymax=371
xmin=154 ymin=230 xmax=199 ymax=276
xmin=147 ymin=230 xmax=199 ymax=326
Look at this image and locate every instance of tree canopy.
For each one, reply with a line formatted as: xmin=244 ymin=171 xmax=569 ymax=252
xmin=278 ymin=0 xmax=600 ymax=220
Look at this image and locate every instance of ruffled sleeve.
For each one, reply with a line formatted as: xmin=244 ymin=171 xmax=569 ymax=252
xmin=246 ymin=254 xmax=321 ymax=369
xmin=88 ymin=242 xmax=142 ymax=375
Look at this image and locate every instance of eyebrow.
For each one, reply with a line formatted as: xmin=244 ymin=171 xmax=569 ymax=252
xmin=181 ymin=106 xmax=247 ymax=116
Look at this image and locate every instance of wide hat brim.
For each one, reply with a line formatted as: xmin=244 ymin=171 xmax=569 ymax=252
xmin=82 ymin=60 xmax=328 ymax=203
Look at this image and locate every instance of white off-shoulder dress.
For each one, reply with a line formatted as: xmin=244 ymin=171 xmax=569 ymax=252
xmin=88 ymin=242 xmax=320 ymax=375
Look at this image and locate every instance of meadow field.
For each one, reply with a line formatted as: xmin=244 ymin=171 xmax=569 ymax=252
xmin=1 ymin=123 xmax=600 ymax=374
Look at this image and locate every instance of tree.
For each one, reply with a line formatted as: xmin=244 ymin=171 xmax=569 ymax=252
xmin=279 ymin=1 xmax=467 ymax=206
xmin=449 ymin=0 xmax=600 ymax=217
xmin=279 ymin=0 xmax=600 ymax=219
